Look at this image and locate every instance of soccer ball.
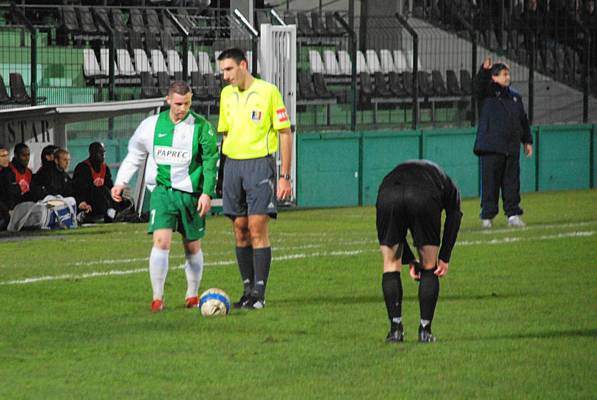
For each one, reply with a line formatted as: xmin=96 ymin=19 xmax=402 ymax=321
xmin=199 ymin=288 xmax=231 ymax=317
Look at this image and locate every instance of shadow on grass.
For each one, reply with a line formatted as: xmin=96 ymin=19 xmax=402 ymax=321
xmin=274 ymin=292 xmax=524 ymax=306
xmin=453 ymin=328 xmax=597 ymax=342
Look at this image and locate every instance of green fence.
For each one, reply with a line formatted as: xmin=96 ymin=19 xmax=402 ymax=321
xmin=296 ymin=124 xmax=596 ymax=208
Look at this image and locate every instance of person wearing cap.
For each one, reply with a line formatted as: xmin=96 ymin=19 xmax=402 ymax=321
xmin=474 ymin=57 xmax=533 ymax=229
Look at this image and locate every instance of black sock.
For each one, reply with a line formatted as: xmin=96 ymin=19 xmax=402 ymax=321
xmin=382 ymin=271 xmax=403 ymax=328
xmin=252 ymin=247 xmax=272 ymax=300
xmin=419 ymin=268 xmax=440 ymax=326
xmin=235 ymin=246 xmax=254 ymax=296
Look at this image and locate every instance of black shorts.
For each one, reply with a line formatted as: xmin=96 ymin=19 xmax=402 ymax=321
xmin=376 ymin=184 xmax=442 ymax=248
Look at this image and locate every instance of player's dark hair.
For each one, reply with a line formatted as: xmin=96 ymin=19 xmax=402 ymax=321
xmin=13 ymin=142 xmax=29 ymax=156
xmin=0 ymin=144 xmax=8 ymax=152
xmin=491 ymin=63 xmax=510 ymax=76
xmin=41 ymin=144 xmax=58 ymax=159
xmin=217 ymin=48 xmax=247 ymax=65
xmin=168 ymin=80 xmax=192 ymax=96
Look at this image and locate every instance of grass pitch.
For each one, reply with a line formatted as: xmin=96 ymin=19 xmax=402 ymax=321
xmin=1 ymin=190 xmax=596 ymax=399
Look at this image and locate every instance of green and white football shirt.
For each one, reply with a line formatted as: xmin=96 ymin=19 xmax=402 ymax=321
xmin=116 ymin=109 xmax=218 ymax=197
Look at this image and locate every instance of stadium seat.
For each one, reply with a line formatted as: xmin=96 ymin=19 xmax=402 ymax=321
xmin=128 ymin=8 xmax=145 ymax=34
xmin=283 ymin=12 xmax=297 ymax=27
xmin=110 ymin=9 xmax=128 ymax=35
xmin=325 ymin=12 xmax=343 ymax=36
xmin=393 ymin=50 xmax=409 ymax=72
xmin=446 ymin=70 xmax=462 ymax=96
xmin=197 ymin=51 xmax=214 ymax=75
xmin=161 ymin=10 xmax=178 ymax=35
xmin=359 ymin=71 xmax=373 ymax=103
xmin=157 ymin=71 xmax=170 ymax=97
xmin=297 ymin=71 xmax=317 ymax=100
xmin=140 ymin=71 xmax=159 ymax=98
xmin=203 ymin=73 xmax=221 ymax=100
xmin=431 ymin=70 xmax=448 ymax=96
xmin=100 ymin=48 xmax=120 ymax=76
xmin=312 ymin=73 xmax=335 ymax=99
xmin=310 ymin=12 xmax=325 ymax=36
xmin=379 ymin=49 xmax=396 ymax=74
xmin=150 ymin=49 xmax=169 ymax=75
xmin=337 ymin=50 xmax=352 ymax=75
xmin=166 ymin=50 xmax=183 ymax=77
xmin=459 ymin=69 xmax=473 ymax=95
xmin=365 ymin=50 xmax=383 ymax=74
xmin=133 ymin=49 xmax=153 ymax=75
xmin=388 ymin=71 xmax=408 ymax=97
xmin=356 ymin=50 xmax=369 ymax=74
xmin=116 ymin=49 xmax=137 ymax=77
xmin=78 ymin=7 xmax=99 ymax=36
xmin=297 ymin=12 xmax=312 ymax=36
xmin=191 ymin=71 xmax=210 ymax=101
xmin=146 ymin=9 xmax=163 ymax=35
xmin=83 ymin=48 xmax=107 ymax=79
xmin=309 ymin=50 xmax=326 ymax=74
xmin=161 ymin=32 xmax=176 ymax=51
xmin=9 ymin=73 xmax=31 ymax=104
xmin=417 ymin=71 xmax=433 ymax=97
xmin=406 ymin=49 xmax=423 ymax=71
xmin=402 ymin=71 xmax=415 ymax=96
xmin=323 ymin=50 xmax=342 ymax=76
xmin=0 ymin=75 xmax=12 ymax=104
xmin=373 ymin=71 xmax=392 ymax=98
xmin=145 ymin=30 xmax=160 ymax=53
xmin=61 ymin=6 xmax=80 ymax=35
xmin=129 ymin=31 xmax=144 ymax=52
xmin=92 ymin=8 xmax=110 ymax=35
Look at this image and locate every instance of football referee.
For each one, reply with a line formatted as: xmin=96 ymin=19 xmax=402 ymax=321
xmin=217 ymin=48 xmax=293 ymax=309
xmin=377 ymin=160 xmax=462 ymax=342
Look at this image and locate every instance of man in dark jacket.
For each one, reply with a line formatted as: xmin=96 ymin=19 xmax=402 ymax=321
xmin=376 ymin=160 xmax=463 ymax=343
xmin=73 ymin=142 xmax=118 ymax=222
xmin=7 ymin=143 xmax=38 ymax=205
xmin=474 ymin=57 xmax=533 ymax=228
xmin=0 ymin=144 xmax=19 ymax=230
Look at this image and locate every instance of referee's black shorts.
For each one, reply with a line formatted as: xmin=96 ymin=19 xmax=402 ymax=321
xmin=376 ymin=183 xmax=442 ymax=248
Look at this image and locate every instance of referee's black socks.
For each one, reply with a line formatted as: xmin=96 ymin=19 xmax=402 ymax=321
xmin=382 ymin=271 xmax=403 ymax=328
xmin=252 ymin=247 xmax=272 ymax=300
xmin=235 ymin=246 xmax=254 ymax=297
xmin=418 ymin=268 xmax=439 ymax=328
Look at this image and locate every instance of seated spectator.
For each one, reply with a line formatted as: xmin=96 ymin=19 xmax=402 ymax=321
xmin=8 ymin=143 xmax=37 ymax=204
xmin=73 ymin=142 xmax=123 ymax=222
xmin=31 ymin=144 xmax=59 ymax=200
xmin=0 ymin=144 xmax=19 ymax=230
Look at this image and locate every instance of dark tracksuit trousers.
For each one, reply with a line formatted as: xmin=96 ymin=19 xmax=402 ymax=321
xmin=479 ymin=153 xmax=523 ymax=220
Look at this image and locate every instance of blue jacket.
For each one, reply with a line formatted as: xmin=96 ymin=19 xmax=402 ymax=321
xmin=474 ymin=66 xmax=533 ymax=156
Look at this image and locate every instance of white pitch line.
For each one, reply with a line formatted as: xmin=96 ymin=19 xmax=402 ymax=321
xmin=1 ymin=230 xmax=594 ymax=286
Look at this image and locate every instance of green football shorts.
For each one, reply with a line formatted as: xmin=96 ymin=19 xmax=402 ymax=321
xmin=148 ymin=185 xmax=206 ymax=241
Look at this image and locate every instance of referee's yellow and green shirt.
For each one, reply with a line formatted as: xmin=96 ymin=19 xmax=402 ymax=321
xmin=217 ymin=78 xmax=291 ymax=160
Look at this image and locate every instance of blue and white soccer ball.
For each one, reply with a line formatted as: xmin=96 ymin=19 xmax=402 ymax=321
xmin=199 ymin=288 xmax=231 ymax=317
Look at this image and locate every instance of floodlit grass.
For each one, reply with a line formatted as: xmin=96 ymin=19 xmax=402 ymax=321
xmin=1 ymin=190 xmax=596 ymax=399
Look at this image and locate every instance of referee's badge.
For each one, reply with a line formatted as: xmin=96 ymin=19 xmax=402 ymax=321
xmin=251 ymin=110 xmax=262 ymax=122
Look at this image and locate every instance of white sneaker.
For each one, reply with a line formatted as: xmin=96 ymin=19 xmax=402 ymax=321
xmin=508 ymin=215 xmax=526 ymax=227
xmin=481 ymin=219 xmax=493 ymax=228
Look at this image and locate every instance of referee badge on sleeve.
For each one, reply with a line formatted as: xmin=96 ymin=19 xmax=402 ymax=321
xmin=251 ymin=110 xmax=262 ymax=122
xmin=276 ymin=108 xmax=288 ymax=122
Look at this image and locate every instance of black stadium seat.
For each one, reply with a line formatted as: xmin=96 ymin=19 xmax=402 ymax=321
xmin=359 ymin=71 xmax=373 ymax=100
xmin=311 ymin=12 xmax=324 ymax=36
xmin=161 ymin=10 xmax=178 ymax=35
xmin=92 ymin=8 xmax=110 ymax=34
xmin=417 ymin=71 xmax=434 ymax=97
xmin=388 ymin=71 xmax=408 ymax=97
xmin=402 ymin=71 xmax=415 ymax=96
xmin=431 ymin=70 xmax=448 ymax=96
xmin=140 ymin=72 xmax=159 ymax=98
xmin=191 ymin=71 xmax=210 ymax=101
xmin=160 ymin=31 xmax=175 ymax=51
xmin=325 ymin=12 xmax=343 ymax=36
xmin=459 ymin=69 xmax=473 ymax=95
xmin=145 ymin=9 xmax=163 ymax=35
xmin=297 ymin=12 xmax=312 ymax=36
xmin=61 ymin=6 xmax=79 ymax=34
xmin=312 ymin=73 xmax=335 ymax=99
xmin=128 ymin=8 xmax=145 ymax=34
xmin=78 ymin=7 xmax=98 ymax=35
xmin=157 ymin=71 xmax=170 ymax=97
xmin=203 ymin=74 xmax=221 ymax=100
xmin=297 ymin=71 xmax=317 ymax=100
xmin=373 ymin=71 xmax=392 ymax=98
xmin=9 ymin=73 xmax=31 ymax=104
xmin=446 ymin=70 xmax=462 ymax=96
xmin=110 ymin=8 xmax=128 ymax=35
xmin=0 ymin=75 xmax=12 ymax=104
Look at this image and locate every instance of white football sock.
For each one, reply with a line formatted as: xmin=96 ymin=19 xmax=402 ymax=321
xmin=149 ymin=247 xmax=169 ymax=300
xmin=184 ymin=250 xmax=204 ymax=298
